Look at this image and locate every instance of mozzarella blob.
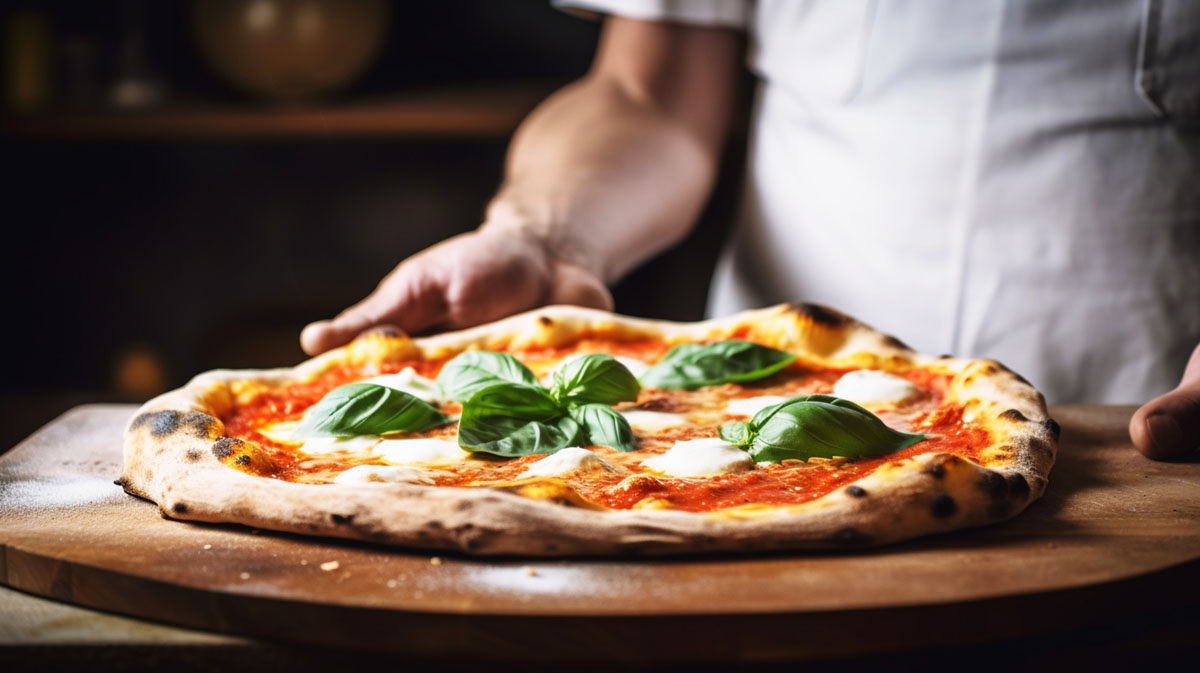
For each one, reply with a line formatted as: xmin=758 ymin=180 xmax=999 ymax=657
xmin=332 ymin=465 xmax=436 ymax=485
xmin=372 ymin=437 xmax=471 ymax=466
xmin=360 ymin=367 xmax=443 ymax=404
xmin=723 ymin=395 xmax=792 ymax=418
xmin=299 ymin=435 xmax=381 ymax=455
xmin=620 ymin=409 xmax=689 ymax=430
xmin=832 ymin=370 xmax=920 ymax=405
xmin=519 ymin=447 xmax=619 ymax=478
xmin=640 ymin=438 xmax=755 ymax=477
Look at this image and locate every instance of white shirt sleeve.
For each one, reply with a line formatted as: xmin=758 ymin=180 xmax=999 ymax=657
xmin=554 ymin=0 xmax=749 ymax=28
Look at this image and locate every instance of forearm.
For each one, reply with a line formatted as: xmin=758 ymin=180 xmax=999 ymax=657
xmin=483 ymin=18 xmax=740 ymax=284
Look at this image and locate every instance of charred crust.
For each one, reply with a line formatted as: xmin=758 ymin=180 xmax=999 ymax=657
xmin=181 ymin=411 xmax=218 ymax=438
xmin=331 ymin=513 xmax=354 ymax=525
xmin=1000 ymin=409 xmax=1029 ymax=423
xmin=537 ymin=315 xmax=554 ymax=327
xmin=788 ymin=302 xmax=851 ymax=328
xmin=172 ymin=502 xmax=188 ymax=514
xmin=113 ymin=478 xmax=128 ymax=487
xmin=235 ymin=455 xmax=251 ymax=466
xmin=925 ymin=463 xmax=946 ymax=479
xmin=938 ymin=353 xmax=954 ymax=359
xmin=185 ymin=449 xmax=202 ymax=462
xmin=211 ymin=437 xmax=242 ymax=459
xmin=131 ymin=410 xmax=181 ymax=437
xmin=1041 ymin=418 xmax=1062 ymax=441
xmin=978 ymin=470 xmax=1007 ymax=498
xmin=831 ymin=527 xmax=870 ymax=546
xmin=845 ymin=485 xmax=868 ymax=498
xmin=1006 ymin=473 xmax=1031 ymax=499
xmin=931 ymin=494 xmax=957 ymax=518
xmin=882 ymin=334 xmax=912 ymax=350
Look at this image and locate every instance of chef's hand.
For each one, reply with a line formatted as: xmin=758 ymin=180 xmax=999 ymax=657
xmin=299 ymin=227 xmax=611 ymax=355
xmin=1130 ymin=342 xmax=1200 ymax=459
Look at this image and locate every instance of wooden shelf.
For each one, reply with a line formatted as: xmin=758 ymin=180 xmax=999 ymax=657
xmin=0 ymin=83 xmax=555 ymax=141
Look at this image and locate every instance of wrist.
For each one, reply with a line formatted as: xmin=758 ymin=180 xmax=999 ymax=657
xmin=480 ymin=201 xmax=605 ymax=281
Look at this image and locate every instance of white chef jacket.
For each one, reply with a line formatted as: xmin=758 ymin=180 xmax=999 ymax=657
xmin=558 ymin=0 xmax=1200 ymax=404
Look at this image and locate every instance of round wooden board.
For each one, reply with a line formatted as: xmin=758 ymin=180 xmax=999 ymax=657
xmin=2 ymin=404 xmax=1198 ymax=663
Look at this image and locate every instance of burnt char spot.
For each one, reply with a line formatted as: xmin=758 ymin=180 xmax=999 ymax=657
xmin=1000 ymin=408 xmax=1029 ymax=423
xmin=978 ymin=470 xmax=1007 ymax=498
xmin=235 ymin=455 xmax=251 ymax=466
xmin=1006 ymin=473 xmax=1031 ymax=499
xmin=882 ymin=334 xmax=912 ymax=350
xmin=635 ymin=397 xmax=685 ymax=413
xmin=185 ymin=449 xmax=202 ymax=462
xmin=788 ymin=302 xmax=851 ymax=328
xmin=331 ymin=513 xmax=354 ymax=525
xmin=926 ymin=463 xmax=946 ymax=479
xmin=132 ymin=410 xmax=181 ymax=437
xmin=1041 ymin=418 xmax=1062 ymax=441
xmin=938 ymin=354 xmax=954 ymax=359
xmin=172 ymin=502 xmax=188 ymax=514
xmin=454 ymin=500 xmax=474 ymax=512
xmin=211 ymin=437 xmax=241 ymax=459
xmin=113 ymin=478 xmax=127 ymax=487
xmin=538 ymin=315 xmax=553 ymax=327
xmin=845 ymin=485 xmax=868 ymax=498
xmin=181 ymin=412 xmax=217 ymax=438
xmin=831 ymin=527 xmax=870 ymax=547
xmin=931 ymin=494 xmax=957 ymax=518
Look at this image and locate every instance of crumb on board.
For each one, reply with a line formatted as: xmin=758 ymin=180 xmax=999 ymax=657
xmin=202 ymin=544 xmax=212 ymax=550
xmin=525 ymin=566 xmax=538 ymax=577
xmin=300 ymin=559 xmax=308 ymax=565
xmin=320 ymin=560 xmax=340 ymax=571
xmin=239 ymin=572 xmax=250 ymax=580
xmin=386 ymin=579 xmax=398 ymax=588
xmin=429 ymin=556 xmax=443 ymax=566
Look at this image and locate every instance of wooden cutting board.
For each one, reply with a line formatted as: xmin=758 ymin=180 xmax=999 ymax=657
xmin=2 ymin=404 xmax=1198 ymax=664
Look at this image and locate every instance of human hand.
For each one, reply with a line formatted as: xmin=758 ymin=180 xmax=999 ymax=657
xmin=299 ymin=228 xmax=612 ymax=355
xmin=1129 ymin=343 xmax=1200 ymax=459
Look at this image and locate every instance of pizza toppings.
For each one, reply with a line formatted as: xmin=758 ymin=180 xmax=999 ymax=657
xmin=723 ymin=395 xmax=791 ymax=418
xmin=832 ymin=369 xmax=920 ymax=405
xmin=360 ymin=367 xmax=444 ymax=404
xmin=720 ymin=395 xmax=926 ymax=462
xmin=298 ymin=435 xmax=381 ymax=455
xmin=519 ymin=447 xmax=621 ymax=478
xmin=295 ymin=383 xmax=452 ymax=437
xmin=435 ymin=351 xmax=541 ymax=402
xmin=641 ymin=438 xmax=756 ymax=477
xmin=372 ymin=437 xmax=471 ymax=466
xmin=620 ymin=409 xmax=690 ymax=430
xmin=548 ymin=352 xmax=653 ymax=381
xmin=639 ymin=340 xmax=798 ymax=390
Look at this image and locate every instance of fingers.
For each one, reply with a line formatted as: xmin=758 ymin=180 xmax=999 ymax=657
xmin=300 ymin=269 xmax=447 ymax=355
xmin=1130 ymin=344 xmax=1200 ymax=460
xmin=547 ymin=260 xmax=614 ymax=311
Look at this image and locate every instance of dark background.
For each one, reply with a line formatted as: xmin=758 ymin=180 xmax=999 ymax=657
xmin=0 ymin=0 xmax=746 ymax=452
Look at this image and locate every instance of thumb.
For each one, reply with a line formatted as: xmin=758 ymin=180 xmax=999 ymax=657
xmin=1129 ymin=343 xmax=1200 ymax=460
xmin=300 ymin=270 xmax=447 ymax=355
xmin=546 ymin=260 xmax=614 ymax=311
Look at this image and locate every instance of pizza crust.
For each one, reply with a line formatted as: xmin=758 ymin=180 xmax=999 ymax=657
xmin=120 ymin=303 xmax=1057 ymax=555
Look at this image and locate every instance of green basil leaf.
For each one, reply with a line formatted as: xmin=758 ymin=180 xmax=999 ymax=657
xmin=568 ymin=403 xmax=636 ymax=452
xmin=719 ymin=420 xmax=754 ymax=447
xmin=744 ymin=394 xmax=925 ymax=463
xmin=552 ymin=354 xmax=641 ymax=406
xmin=639 ymin=340 xmax=798 ymax=390
xmin=436 ymin=351 xmax=538 ymax=402
xmin=295 ymin=383 xmax=451 ymax=437
xmin=456 ymin=383 xmax=581 ymax=457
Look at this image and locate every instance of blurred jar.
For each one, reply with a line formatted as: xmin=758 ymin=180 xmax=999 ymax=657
xmin=192 ymin=0 xmax=389 ymax=103
xmin=4 ymin=10 xmax=52 ymax=112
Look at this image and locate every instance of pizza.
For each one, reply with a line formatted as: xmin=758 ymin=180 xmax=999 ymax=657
xmin=120 ymin=303 xmax=1058 ymax=555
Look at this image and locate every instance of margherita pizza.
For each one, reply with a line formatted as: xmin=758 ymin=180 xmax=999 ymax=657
xmin=120 ymin=303 xmax=1058 ymax=555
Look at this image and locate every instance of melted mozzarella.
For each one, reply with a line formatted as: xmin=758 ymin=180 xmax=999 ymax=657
xmin=256 ymin=420 xmax=301 ymax=443
xmin=641 ymin=438 xmax=755 ymax=477
xmin=332 ymin=465 xmax=436 ymax=485
xmin=519 ymin=447 xmax=619 ymax=478
xmin=299 ymin=435 xmax=381 ymax=455
xmin=372 ymin=437 xmax=471 ymax=466
xmin=724 ymin=395 xmax=791 ymax=418
xmin=832 ymin=370 xmax=920 ymax=405
xmin=360 ymin=367 xmax=443 ymax=404
xmin=620 ymin=410 xmax=689 ymax=430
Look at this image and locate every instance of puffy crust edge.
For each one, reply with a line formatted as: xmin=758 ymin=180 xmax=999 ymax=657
xmin=120 ymin=303 xmax=1057 ymax=556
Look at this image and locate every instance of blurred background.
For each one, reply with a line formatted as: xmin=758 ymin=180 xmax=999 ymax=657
xmin=0 ymin=0 xmax=746 ymax=451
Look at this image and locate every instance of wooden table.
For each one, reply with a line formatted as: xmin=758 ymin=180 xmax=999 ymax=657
xmin=2 ymin=404 xmax=1198 ymax=669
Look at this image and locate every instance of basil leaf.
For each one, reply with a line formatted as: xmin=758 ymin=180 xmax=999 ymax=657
xmin=552 ymin=354 xmax=641 ymax=406
xmin=436 ymin=351 xmax=538 ymax=402
xmin=719 ymin=420 xmax=754 ymax=447
xmin=456 ymin=383 xmax=581 ymax=457
xmin=295 ymin=383 xmax=451 ymax=437
xmin=744 ymin=394 xmax=925 ymax=463
xmin=568 ymin=403 xmax=636 ymax=452
xmin=639 ymin=340 xmax=797 ymax=390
